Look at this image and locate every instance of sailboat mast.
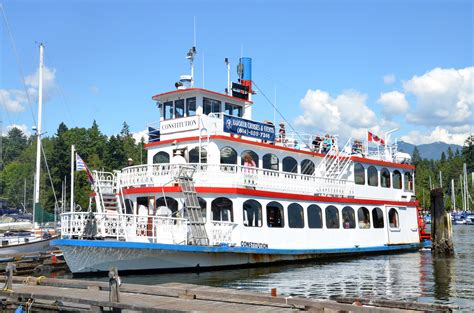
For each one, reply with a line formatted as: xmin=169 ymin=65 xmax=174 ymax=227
xmin=33 ymin=43 xmax=44 ymax=224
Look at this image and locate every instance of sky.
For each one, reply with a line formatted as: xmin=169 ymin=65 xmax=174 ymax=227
xmin=1 ymin=0 xmax=473 ymax=146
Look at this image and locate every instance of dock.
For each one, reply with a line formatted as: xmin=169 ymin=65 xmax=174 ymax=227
xmin=0 ymin=276 xmax=459 ymax=312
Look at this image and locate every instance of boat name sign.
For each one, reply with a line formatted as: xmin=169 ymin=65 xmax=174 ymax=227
xmin=160 ymin=116 xmax=199 ymax=134
xmin=241 ymin=241 xmax=268 ymax=249
xmin=224 ymin=115 xmax=275 ymax=141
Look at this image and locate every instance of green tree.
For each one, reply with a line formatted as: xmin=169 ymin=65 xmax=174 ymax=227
xmin=412 ymin=147 xmax=421 ymax=166
xmin=462 ymin=135 xmax=474 ymax=173
xmin=3 ymin=127 xmax=27 ymax=165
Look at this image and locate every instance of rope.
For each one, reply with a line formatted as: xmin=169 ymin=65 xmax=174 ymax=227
xmin=36 ymin=276 xmax=46 ymax=284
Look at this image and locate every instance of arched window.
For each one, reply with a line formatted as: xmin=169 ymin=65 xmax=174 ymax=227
xmin=357 ymin=207 xmax=370 ymax=229
xmin=189 ymin=147 xmax=207 ymax=163
xmin=404 ymin=172 xmax=413 ymax=191
xmin=301 ymin=159 xmax=315 ymax=175
xmin=389 ymin=208 xmax=399 ymax=228
xmin=241 ymin=150 xmax=259 ymax=167
xmin=153 ymin=151 xmax=170 ymax=164
xmin=368 ymin=166 xmax=378 ymax=186
xmin=243 ymin=200 xmax=262 ymax=227
xmin=282 ymin=156 xmax=298 ymax=173
xmin=354 ymin=163 xmax=365 ymax=185
xmin=380 ymin=168 xmax=391 ymax=188
xmin=288 ymin=203 xmax=304 ymax=228
xmin=372 ymin=207 xmax=384 ymax=228
xmin=220 ymin=147 xmax=237 ymax=164
xmin=156 ymin=197 xmax=179 ymax=216
xmin=263 ymin=153 xmax=279 ymax=171
xmin=211 ymin=197 xmax=233 ymax=222
xmin=342 ymin=206 xmax=356 ymax=229
xmin=393 ymin=170 xmax=402 ymax=189
xmin=325 ymin=206 xmax=339 ymax=229
xmin=124 ymin=199 xmax=133 ymax=215
xmin=267 ymin=201 xmax=284 ymax=228
xmin=307 ymin=204 xmax=322 ymax=228
xmin=197 ymin=197 xmax=207 ymax=222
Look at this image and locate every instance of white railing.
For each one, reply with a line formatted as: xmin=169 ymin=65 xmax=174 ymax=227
xmin=208 ymin=221 xmax=238 ymax=246
xmin=118 ymin=164 xmax=354 ymax=197
xmin=60 ymin=212 xmax=188 ymax=245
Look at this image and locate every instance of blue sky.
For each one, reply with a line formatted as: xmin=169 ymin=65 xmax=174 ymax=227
xmin=1 ymin=0 xmax=473 ymax=145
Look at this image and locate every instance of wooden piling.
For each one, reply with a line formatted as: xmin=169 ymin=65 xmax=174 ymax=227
xmin=430 ymin=188 xmax=454 ymax=255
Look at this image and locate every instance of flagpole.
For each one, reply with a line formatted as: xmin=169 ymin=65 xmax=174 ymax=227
xmin=71 ymin=144 xmax=75 ymax=213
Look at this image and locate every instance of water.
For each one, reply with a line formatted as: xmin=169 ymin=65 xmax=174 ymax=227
xmin=73 ymin=226 xmax=474 ymax=310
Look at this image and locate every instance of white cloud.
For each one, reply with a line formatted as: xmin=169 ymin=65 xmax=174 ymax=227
xmin=383 ymin=74 xmax=396 ymax=84
xmin=403 ymin=67 xmax=473 ymax=127
xmin=0 ymin=66 xmax=57 ymax=113
xmin=377 ymin=91 xmax=409 ymax=116
xmin=6 ymin=123 xmax=31 ymax=136
xmin=294 ymin=89 xmax=390 ymax=141
xmin=132 ymin=129 xmax=148 ymax=143
xmin=400 ymin=126 xmax=471 ymax=146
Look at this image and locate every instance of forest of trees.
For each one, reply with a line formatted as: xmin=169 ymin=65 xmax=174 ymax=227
xmin=0 ymin=121 xmax=145 ymax=211
xmin=0 ymin=121 xmax=473 ymax=215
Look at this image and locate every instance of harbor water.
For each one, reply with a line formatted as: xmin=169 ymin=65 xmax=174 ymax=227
xmin=76 ymin=225 xmax=474 ymax=311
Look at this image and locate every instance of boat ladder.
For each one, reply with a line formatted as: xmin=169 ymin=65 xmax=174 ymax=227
xmin=177 ymin=166 xmax=209 ymax=246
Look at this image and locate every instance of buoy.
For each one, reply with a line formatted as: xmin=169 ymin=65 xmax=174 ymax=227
xmin=51 ymin=255 xmax=57 ymax=265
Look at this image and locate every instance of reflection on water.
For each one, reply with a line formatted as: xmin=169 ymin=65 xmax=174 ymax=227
xmin=74 ymin=226 xmax=474 ymax=311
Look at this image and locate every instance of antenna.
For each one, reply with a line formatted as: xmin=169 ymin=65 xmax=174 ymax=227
xmin=202 ymin=53 xmax=205 ymax=89
xmin=225 ymin=58 xmax=230 ymax=95
xmin=193 ymin=16 xmax=196 ymax=47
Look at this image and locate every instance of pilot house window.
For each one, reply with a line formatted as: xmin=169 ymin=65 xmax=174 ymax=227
xmin=163 ymin=101 xmax=173 ymax=120
xmin=225 ymin=103 xmax=243 ymax=117
xmin=203 ymin=98 xmax=222 ymax=115
xmin=186 ymin=97 xmax=196 ymax=116
xmin=174 ymin=99 xmax=184 ymax=118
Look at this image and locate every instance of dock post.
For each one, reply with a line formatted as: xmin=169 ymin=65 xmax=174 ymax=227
xmin=108 ymin=267 xmax=121 ymax=303
xmin=3 ymin=262 xmax=16 ymax=291
xmin=430 ymin=188 xmax=454 ymax=255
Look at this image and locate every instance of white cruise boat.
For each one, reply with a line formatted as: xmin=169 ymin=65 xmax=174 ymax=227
xmin=53 ymin=49 xmax=430 ymax=274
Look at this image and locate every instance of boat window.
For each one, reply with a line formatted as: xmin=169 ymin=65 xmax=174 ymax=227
xmin=267 ymin=201 xmax=284 ymax=228
xmin=241 ymin=150 xmax=259 ymax=167
xmin=156 ymin=197 xmax=178 ymax=216
xmin=153 ymin=151 xmax=170 ymax=164
xmin=372 ymin=207 xmax=384 ymax=228
xmin=197 ymin=197 xmax=207 ymax=222
xmin=243 ymin=200 xmax=262 ymax=227
xmin=220 ymin=146 xmax=237 ymax=164
xmin=354 ymin=163 xmax=365 ymax=185
xmin=211 ymin=197 xmax=233 ymax=222
xmin=357 ymin=207 xmax=370 ymax=229
xmin=186 ymin=97 xmax=196 ymax=116
xmin=282 ymin=156 xmax=297 ymax=173
xmin=404 ymin=172 xmax=413 ymax=191
xmin=393 ymin=170 xmax=402 ymax=189
xmin=342 ymin=206 xmax=356 ymax=229
xmin=174 ymin=99 xmax=184 ymax=118
xmin=380 ymin=168 xmax=391 ymax=188
xmin=163 ymin=101 xmax=173 ymax=120
xmin=389 ymin=208 xmax=399 ymax=228
xmin=189 ymin=147 xmax=207 ymax=163
xmin=263 ymin=153 xmax=279 ymax=171
xmin=203 ymin=97 xmax=221 ymax=115
xmin=125 ymin=199 xmax=133 ymax=215
xmin=301 ymin=159 xmax=315 ymax=175
xmin=307 ymin=204 xmax=323 ymax=228
xmin=288 ymin=203 xmax=304 ymax=228
xmin=368 ymin=166 xmax=378 ymax=186
xmin=225 ymin=103 xmax=243 ymax=117
xmin=325 ymin=205 xmax=340 ymax=229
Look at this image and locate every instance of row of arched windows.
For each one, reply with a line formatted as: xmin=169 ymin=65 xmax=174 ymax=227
xmin=354 ymin=163 xmax=413 ymax=191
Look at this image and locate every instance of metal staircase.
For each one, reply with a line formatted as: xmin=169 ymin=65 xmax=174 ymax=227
xmin=176 ymin=166 xmax=209 ymax=246
xmin=316 ymin=138 xmax=354 ymax=180
xmin=93 ymin=171 xmax=120 ymax=213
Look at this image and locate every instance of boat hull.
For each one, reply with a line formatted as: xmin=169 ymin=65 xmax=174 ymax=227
xmin=53 ymin=239 xmax=429 ymax=274
xmin=0 ymin=236 xmax=57 ymax=256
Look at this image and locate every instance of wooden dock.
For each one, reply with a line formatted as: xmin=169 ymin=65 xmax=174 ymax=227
xmin=0 ymin=276 xmax=459 ymax=312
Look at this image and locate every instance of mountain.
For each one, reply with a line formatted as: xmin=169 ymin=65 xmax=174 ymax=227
xmin=397 ymin=141 xmax=462 ymax=160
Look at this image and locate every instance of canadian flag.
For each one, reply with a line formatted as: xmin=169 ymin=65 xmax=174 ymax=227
xmin=368 ymin=131 xmax=385 ymax=145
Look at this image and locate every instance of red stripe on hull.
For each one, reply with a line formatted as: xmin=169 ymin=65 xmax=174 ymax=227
xmin=122 ymin=186 xmax=417 ymax=206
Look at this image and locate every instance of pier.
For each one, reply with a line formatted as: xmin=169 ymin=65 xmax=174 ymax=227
xmin=0 ymin=276 xmax=459 ymax=312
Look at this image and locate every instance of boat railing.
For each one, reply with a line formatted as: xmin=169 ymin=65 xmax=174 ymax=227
xmin=60 ymin=212 xmax=188 ymax=244
xmin=119 ymin=164 xmax=354 ymax=197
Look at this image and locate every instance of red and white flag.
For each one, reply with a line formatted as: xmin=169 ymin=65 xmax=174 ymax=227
xmin=368 ymin=131 xmax=385 ymax=145
xmin=76 ymin=153 xmax=95 ymax=184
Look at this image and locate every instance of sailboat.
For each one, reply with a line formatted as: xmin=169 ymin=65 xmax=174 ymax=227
xmin=0 ymin=43 xmax=57 ymax=256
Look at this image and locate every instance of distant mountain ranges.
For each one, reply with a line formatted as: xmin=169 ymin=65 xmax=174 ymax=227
xmin=397 ymin=141 xmax=462 ymax=160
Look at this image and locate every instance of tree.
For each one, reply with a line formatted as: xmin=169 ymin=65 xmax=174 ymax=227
xmin=462 ymin=135 xmax=474 ymax=173
xmin=3 ymin=127 xmax=27 ymax=165
xmin=47 ymin=122 xmax=70 ymax=210
xmin=412 ymin=147 xmax=421 ymax=166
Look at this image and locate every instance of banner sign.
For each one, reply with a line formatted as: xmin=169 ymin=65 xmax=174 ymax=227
xmin=223 ymin=115 xmax=275 ymax=141
xmin=160 ymin=116 xmax=199 ymax=134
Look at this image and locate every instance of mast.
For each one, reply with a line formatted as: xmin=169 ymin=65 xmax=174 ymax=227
xmin=33 ymin=43 xmax=44 ymax=225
